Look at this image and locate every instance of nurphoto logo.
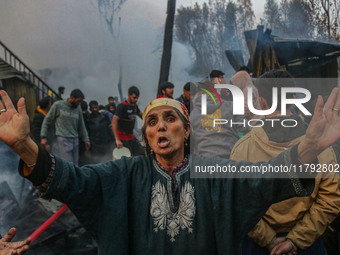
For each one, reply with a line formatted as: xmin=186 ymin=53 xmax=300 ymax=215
xmin=200 ymin=84 xmax=312 ymax=128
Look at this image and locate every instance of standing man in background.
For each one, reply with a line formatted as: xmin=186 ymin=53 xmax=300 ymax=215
xmin=105 ymin=96 xmax=116 ymax=115
xmin=40 ymin=89 xmax=90 ymax=165
xmin=58 ymin=86 xmax=65 ymax=99
xmin=112 ymin=86 xmax=144 ymax=156
xmin=86 ymin=100 xmax=114 ymax=163
xmin=157 ymin=81 xmax=174 ymax=99
xmin=176 ymin=82 xmax=196 ymax=114
xmin=32 ymin=97 xmax=51 ymax=144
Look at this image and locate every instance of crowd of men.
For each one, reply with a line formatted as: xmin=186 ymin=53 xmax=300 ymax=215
xmin=30 ymin=81 xmax=196 ymax=167
xmin=2 ymin=67 xmax=340 ymax=255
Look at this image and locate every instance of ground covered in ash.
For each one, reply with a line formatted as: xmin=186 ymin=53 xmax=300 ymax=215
xmin=0 ymin=141 xmax=97 ymax=255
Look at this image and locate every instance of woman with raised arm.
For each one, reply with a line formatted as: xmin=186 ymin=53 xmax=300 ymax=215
xmin=1 ymin=90 xmax=340 ymax=254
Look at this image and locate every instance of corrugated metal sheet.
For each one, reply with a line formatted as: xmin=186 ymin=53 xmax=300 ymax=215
xmin=0 ymin=58 xmax=26 ymax=80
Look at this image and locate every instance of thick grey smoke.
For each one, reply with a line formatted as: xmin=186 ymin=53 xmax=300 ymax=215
xmin=0 ymin=0 xmax=204 ymax=111
xmin=0 ymin=141 xmax=32 ymax=235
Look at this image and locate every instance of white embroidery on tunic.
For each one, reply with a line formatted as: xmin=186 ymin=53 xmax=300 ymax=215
xmin=150 ymin=180 xmax=196 ymax=242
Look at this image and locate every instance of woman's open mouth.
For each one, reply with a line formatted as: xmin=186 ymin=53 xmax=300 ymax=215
xmin=158 ymin=136 xmax=170 ymax=148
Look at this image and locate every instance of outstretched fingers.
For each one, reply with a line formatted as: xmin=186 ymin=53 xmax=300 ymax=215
xmin=1 ymin=228 xmax=16 ymax=242
xmin=0 ymin=90 xmax=15 ymax=111
xmin=11 ymin=243 xmax=30 ymax=255
xmin=324 ymin=88 xmax=340 ymax=111
xmin=313 ymin=95 xmax=324 ymax=120
xmin=332 ymin=88 xmax=340 ymax=112
xmin=0 ymin=93 xmax=4 ymax=110
xmin=17 ymin=97 xmax=26 ymax=115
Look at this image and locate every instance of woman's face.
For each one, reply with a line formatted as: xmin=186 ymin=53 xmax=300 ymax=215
xmin=145 ymin=106 xmax=190 ymax=160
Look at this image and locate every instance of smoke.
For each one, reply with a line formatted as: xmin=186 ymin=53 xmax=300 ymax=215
xmin=0 ymin=141 xmax=32 ymax=235
xmin=0 ymin=1 xmax=201 ymax=236
xmin=0 ymin=0 xmax=204 ymax=112
xmin=0 ymin=0 xmax=202 ymax=195
xmin=0 ymin=141 xmax=25 ymax=199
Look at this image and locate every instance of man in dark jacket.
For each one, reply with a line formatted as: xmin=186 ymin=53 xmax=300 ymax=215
xmin=86 ymin=100 xmax=114 ymax=163
xmin=231 ymin=70 xmax=340 ymax=255
xmin=32 ymin=97 xmax=51 ymax=144
xmin=176 ymin=82 xmax=196 ymax=114
xmin=104 ymin=96 xmax=116 ymax=115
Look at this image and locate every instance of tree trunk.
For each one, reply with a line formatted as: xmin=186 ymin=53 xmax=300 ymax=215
xmin=157 ymin=0 xmax=176 ymax=96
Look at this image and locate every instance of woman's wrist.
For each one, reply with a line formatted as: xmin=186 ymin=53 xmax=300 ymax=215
xmin=13 ymin=137 xmax=38 ymax=166
xmin=297 ymin=139 xmax=320 ymax=164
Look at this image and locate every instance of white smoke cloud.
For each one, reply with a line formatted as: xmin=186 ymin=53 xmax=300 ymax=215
xmin=0 ymin=0 xmax=207 ymax=110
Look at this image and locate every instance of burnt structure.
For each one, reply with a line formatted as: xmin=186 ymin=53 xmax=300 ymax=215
xmin=226 ymin=26 xmax=340 ymax=96
xmin=0 ymin=143 xmax=98 ymax=255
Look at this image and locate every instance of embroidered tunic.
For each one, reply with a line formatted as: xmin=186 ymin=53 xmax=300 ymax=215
xmin=19 ymin=146 xmax=314 ymax=255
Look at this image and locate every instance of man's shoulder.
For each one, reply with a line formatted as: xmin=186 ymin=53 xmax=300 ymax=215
xmin=230 ymin=128 xmax=261 ymax=161
xmin=231 ymin=130 xmax=254 ymax=151
xmin=55 ymin=100 xmax=66 ymax=106
xmin=117 ymin=101 xmax=128 ymax=108
xmin=176 ymin=95 xmax=184 ymax=103
xmin=51 ymin=100 xmax=68 ymax=110
xmin=116 ymin=102 xmax=127 ymax=112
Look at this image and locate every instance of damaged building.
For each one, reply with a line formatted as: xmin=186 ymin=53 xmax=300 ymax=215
xmin=226 ymin=26 xmax=340 ymax=97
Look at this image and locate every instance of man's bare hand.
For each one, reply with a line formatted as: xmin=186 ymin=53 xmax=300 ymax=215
xmin=116 ymin=140 xmax=123 ymax=149
xmin=0 ymin=228 xmax=30 ymax=255
xmin=85 ymin=142 xmax=91 ymax=150
xmin=267 ymin=237 xmax=286 ymax=253
xmin=270 ymin=240 xmax=297 ymax=255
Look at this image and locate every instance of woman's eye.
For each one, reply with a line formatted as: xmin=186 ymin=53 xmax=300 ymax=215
xmin=149 ymin=120 xmax=156 ymax=126
xmin=167 ymin=117 xmax=175 ymax=122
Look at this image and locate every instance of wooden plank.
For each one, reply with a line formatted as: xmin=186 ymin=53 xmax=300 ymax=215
xmin=2 ymin=77 xmax=37 ymax=121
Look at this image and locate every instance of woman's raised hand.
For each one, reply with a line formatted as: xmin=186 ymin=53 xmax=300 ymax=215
xmin=299 ymin=88 xmax=340 ymax=163
xmin=0 ymin=90 xmax=30 ymax=151
xmin=0 ymin=90 xmax=38 ymax=164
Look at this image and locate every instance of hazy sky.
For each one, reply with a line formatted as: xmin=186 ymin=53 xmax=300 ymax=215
xmin=0 ymin=0 xmax=265 ymax=109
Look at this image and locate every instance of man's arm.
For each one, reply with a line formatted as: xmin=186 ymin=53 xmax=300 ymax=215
xmin=112 ymin=115 xmax=123 ymax=148
xmin=40 ymin=102 xmax=57 ymax=150
xmin=78 ymin=109 xmax=90 ymax=150
xmin=248 ymin=219 xmax=277 ymax=248
xmin=138 ymin=111 xmax=143 ymax=119
xmin=286 ymin=171 xmax=340 ymax=249
xmin=136 ymin=105 xmax=142 ymax=119
xmin=209 ymin=146 xmax=314 ymax=254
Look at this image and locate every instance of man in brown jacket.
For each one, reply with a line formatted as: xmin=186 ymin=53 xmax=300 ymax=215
xmin=230 ymin=70 xmax=340 ymax=255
